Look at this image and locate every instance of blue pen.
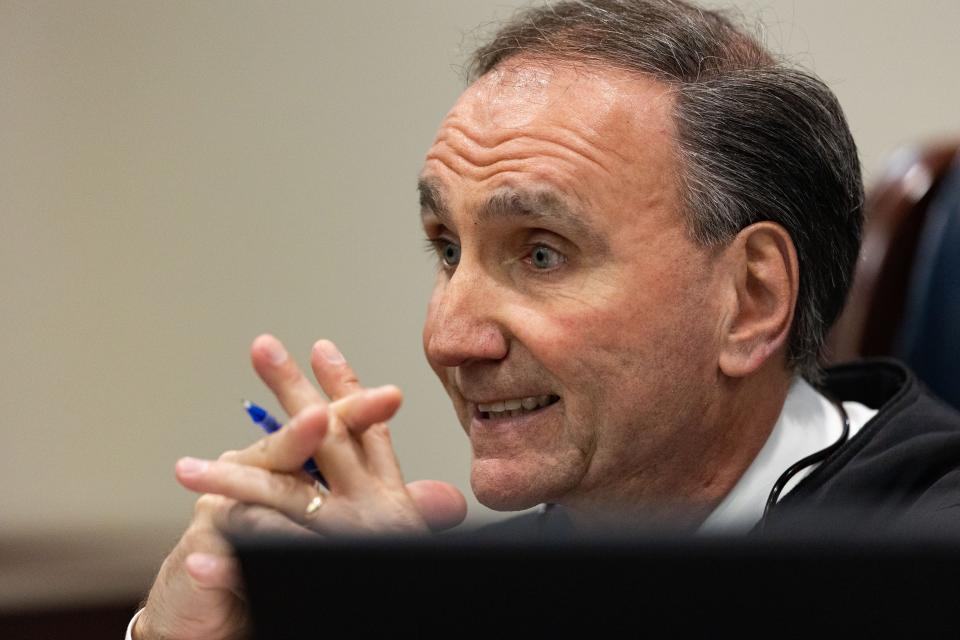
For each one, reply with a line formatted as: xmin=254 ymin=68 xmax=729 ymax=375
xmin=243 ymin=399 xmax=328 ymax=488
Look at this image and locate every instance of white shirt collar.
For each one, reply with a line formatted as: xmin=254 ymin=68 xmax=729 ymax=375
xmin=699 ymin=377 xmax=875 ymax=534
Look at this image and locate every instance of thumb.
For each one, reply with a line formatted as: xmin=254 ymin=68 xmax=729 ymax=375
xmin=406 ymin=479 xmax=468 ymax=532
xmin=185 ymin=552 xmax=243 ymax=592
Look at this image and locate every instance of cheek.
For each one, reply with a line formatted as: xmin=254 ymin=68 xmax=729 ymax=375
xmin=513 ymin=289 xmax=658 ymax=372
xmin=508 ymin=298 xmax=652 ymax=426
xmin=511 ymin=270 xmax=719 ymax=412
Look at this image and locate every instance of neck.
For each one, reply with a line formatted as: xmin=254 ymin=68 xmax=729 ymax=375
xmin=562 ymin=363 xmax=794 ymax=532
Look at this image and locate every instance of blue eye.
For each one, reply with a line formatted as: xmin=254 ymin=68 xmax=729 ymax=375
xmin=529 ymin=245 xmax=563 ymax=270
xmin=441 ymin=241 xmax=461 ymax=267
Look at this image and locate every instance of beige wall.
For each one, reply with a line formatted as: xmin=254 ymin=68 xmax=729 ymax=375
xmin=1 ymin=0 xmax=958 ymax=605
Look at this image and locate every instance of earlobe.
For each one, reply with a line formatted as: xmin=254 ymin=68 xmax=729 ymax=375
xmin=718 ymin=222 xmax=798 ymax=378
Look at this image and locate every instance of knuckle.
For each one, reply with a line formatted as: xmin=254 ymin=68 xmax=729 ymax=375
xmin=338 ymin=416 xmax=358 ymax=436
xmin=367 ymin=421 xmax=392 ymax=442
xmin=225 ymin=502 xmax=274 ymax=533
xmin=281 ymin=364 xmax=306 ymax=386
xmin=258 ymin=435 xmax=272 ymax=455
xmin=298 ymin=402 xmax=327 ymax=425
xmin=218 ymin=449 xmax=240 ymax=462
xmin=180 ymin=524 xmax=200 ymax=547
xmin=264 ymin=470 xmax=295 ymax=497
xmin=326 ymin=414 xmax=349 ymax=442
xmin=193 ymin=493 xmax=226 ymax=518
xmin=180 ymin=521 xmax=213 ymax=550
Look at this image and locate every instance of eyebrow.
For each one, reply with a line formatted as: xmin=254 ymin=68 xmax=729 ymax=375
xmin=418 ymin=177 xmax=450 ymax=222
xmin=417 ymin=178 xmax=608 ymax=251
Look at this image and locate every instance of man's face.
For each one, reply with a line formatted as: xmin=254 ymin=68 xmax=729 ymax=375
xmin=419 ymin=59 xmax=728 ymax=513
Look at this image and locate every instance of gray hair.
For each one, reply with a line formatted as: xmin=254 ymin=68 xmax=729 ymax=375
xmin=467 ymin=0 xmax=863 ymax=381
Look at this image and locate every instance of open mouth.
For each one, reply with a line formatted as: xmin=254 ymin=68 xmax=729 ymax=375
xmin=476 ymin=394 xmax=560 ymax=420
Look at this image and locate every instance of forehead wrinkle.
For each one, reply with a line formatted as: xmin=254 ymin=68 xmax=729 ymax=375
xmin=422 ymin=154 xmax=594 ymax=225
xmin=435 ymin=120 xmax=616 ymax=179
xmin=427 ymin=150 xmax=595 ymax=189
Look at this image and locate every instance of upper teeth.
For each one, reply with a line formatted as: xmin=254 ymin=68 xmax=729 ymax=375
xmin=478 ymin=395 xmax=554 ymax=414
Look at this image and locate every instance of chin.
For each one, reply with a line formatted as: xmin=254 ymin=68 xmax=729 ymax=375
xmin=470 ymin=458 xmax=567 ymax=512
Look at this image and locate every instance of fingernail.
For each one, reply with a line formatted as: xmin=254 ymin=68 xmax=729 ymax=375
xmin=266 ymin=340 xmax=288 ymax=366
xmin=316 ymin=339 xmax=345 ymax=364
xmin=177 ymin=457 xmax=209 ymax=476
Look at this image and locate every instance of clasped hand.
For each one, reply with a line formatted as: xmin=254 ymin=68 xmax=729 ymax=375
xmin=134 ymin=335 xmax=466 ymax=640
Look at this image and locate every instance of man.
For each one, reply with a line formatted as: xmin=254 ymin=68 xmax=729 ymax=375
xmin=129 ymin=0 xmax=960 ymax=638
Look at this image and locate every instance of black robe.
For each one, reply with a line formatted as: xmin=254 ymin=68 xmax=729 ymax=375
xmin=477 ymin=359 xmax=960 ymax=537
xmin=766 ymin=358 xmax=960 ymax=534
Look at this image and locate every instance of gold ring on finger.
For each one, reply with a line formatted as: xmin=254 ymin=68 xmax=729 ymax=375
xmin=304 ymin=481 xmax=327 ymax=520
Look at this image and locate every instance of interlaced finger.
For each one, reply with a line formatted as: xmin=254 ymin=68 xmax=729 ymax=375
xmin=251 ymin=334 xmax=326 ymax=417
xmin=311 ymin=339 xmax=363 ymax=401
xmin=179 ymin=459 xmax=325 ymax=528
xmin=308 ymin=386 xmax=405 ymax=492
xmin=197 ymin=494 xmax=316 ymax=540
xmin=247 ymin=334 xmax=410 ymax=493
xmin=223 ymin=403 xmax=328 ymax=471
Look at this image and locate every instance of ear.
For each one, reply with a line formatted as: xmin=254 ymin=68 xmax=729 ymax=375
xmin=717 ymin=222 xmax=799 ymax=378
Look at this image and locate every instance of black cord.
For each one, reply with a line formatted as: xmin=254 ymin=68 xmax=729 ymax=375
xmin=535 ymin=399 xmax=851 ymax=535
xmin=758 ymin=397 xmax=850 ymax=533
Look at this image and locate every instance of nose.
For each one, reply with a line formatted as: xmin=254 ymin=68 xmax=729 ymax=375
xmin=424 ymin=264 xmax=509 ymax=368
